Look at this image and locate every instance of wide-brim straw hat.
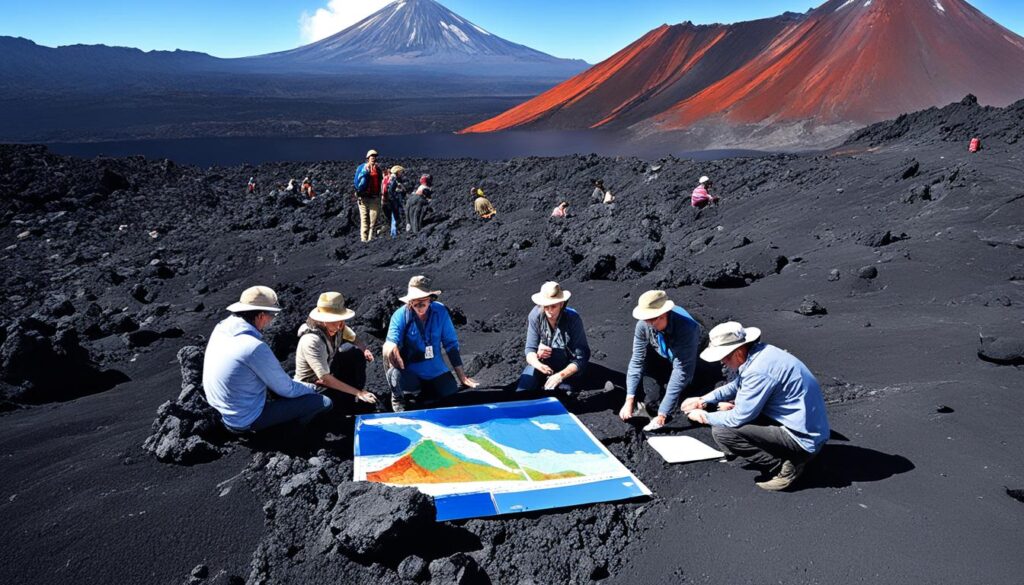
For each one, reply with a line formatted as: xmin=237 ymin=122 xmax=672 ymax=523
xmin=632 ymin=290 xmax=675 ymax=320
xmin=308 ymin=292 xmax=355 ymax=322
xmin=531 ymin=281 xmax=571 ymax=306
xmin=226 ymin=285 xmax=281 ymax=313
xmin=399 ymin=275 xmax=441 ymax=303
xmin=700 ymin=321 xmax=762 ymax=362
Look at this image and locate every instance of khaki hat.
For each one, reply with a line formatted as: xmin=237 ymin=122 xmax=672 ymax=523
xmin=226 ymin=286 xmax=281 ymax=313
xmin=700 ymin=321 xmax=762 ymax=362
xmin=632 ymin=290 xmax=675 ymax=320
xmin=366 ymin=149 xmax=379 ymax=158
xmin=390 ymin=165 xmax=404 ymax=174
xmin=398 ymin=275 xmax=441 ymax=303
xmin=531 ymin=281 xmax=571 ymax=306
xmin=308 ymin=292 xmax=355 ymax=322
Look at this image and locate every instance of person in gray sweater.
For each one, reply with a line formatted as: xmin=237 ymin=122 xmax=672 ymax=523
xmin=515 ymin=282 xmax=591 ymax=395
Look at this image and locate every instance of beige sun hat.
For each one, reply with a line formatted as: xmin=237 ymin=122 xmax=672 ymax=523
xmin=700 ymin=321 xmax=762 ymax=362
xmin=699 ymin=176 xmax=710 ymax=184
xmin=308 ymin=292 xmax=355 ymax=322
xmin=531 ymin=281 xmax=571 ymax=306
xmin=398 ymin=275 xmax=441 ymax=303
xmin=390 ymin=165 xmax=404 ymax=174
xmin=366 ymin=149 xmax=379 ymax=158
xmin=226 ymin=286 xmax=281 ymax=313
xmin=632 ymin=290 xmax=676 ymax=320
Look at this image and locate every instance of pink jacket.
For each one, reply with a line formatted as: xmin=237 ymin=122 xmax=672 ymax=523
xmin=551 ymin=206 xmax=567 ymax=218
xmin=691 ymin=185 xmax=713 ymax=207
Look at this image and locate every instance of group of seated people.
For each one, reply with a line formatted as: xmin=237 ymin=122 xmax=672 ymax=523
xmin=203 ymin=278 xmax=829 ymax=491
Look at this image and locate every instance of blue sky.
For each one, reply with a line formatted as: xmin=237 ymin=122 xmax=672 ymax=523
xmin=1 ymin=0 xmax=1022 ymax=64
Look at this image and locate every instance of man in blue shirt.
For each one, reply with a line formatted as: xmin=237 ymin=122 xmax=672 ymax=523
xmin=203 ymin=286 xmax=332 ymax=433
xmin=620 ymin=290 xmax=701 ymax=432
xmin=683 ymin=321 xmax=831 ymax=491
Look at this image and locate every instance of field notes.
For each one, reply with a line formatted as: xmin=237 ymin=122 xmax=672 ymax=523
xmin=647 ymin=435 xmax=725 ymax=463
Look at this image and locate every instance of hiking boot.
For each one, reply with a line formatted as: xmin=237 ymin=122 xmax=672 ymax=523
xmin=755 ymin=459 xmax=806 ymax=491
xmin=390 ymin=393 xmax=407 ymax=413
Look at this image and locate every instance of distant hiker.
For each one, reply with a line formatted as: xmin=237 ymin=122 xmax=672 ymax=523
xmin=247 ymin=176 xmax=257 ymax=194
xmin=473 ymin=187 xmax=497 ymax=219
xmin=285 ymin=179 xmax=296 ymax=193
xmin=301 ymin=177 xmax=316 ymax=199
xmin=382 ymin=165 xmax=407 ymax=238
xmin=682 ymin=322 xmax=830 ymax=491
xmin=382 ymin=276 xmax=478 ymax=412
xmin=619 ymin=290 xmax=701 ymax=432
xmin=515 ymin=282 xmax=590 ymax=395
xmin=551 ymin=201 xmax=569 ymax=218
xmin=203 ymin=286 xmax=332 ymax=433
xmin=406 ymin=174 xmax=433 ymax=233
xmin=294 ymin=292 xmax=377 ymax=409
xmin=969 ymin=137 xmax=982 ymax=153
xmin=691 ymin=176 xmax=719 ymax=208
xmin=592 ymin=179 xmax=607 ymax=203
xmin=353 ymin=149 xmax=384 ymax=242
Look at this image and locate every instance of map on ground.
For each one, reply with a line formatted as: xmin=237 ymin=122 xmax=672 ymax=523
xmin=354 ymin=397 xmax=651 ymax=521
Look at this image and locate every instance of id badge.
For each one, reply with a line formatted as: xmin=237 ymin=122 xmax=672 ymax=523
xmin=424 ymin=345 xmax=435 ymax=360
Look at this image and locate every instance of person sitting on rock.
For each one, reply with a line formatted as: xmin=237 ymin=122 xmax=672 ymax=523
xmin=294 ymin=292 xmax=377 ymax=409
xmin=382 ymin=165 xmax=407 ymax=238
xmin=406 ymin=175 xmax=433 ymax=233
xmin=382 ymin=276 xmax=479 ymax=411
xmin=619 ymin=290 xmax=701 ymax=432
xmin=592 ymin=179 xmax=608 ymax=203
xmin=551 ymin=201 xmax=569 ymax=218
xmin=691 ymin=176 xmax=719 ymax=208
xmin=203 ymin=286 xmax=332 ymax=434
xmin=353 ymin=149 xmax=384 ymax=242
xmin=515 ymin=282 xmax=590 ymax=396
xmin=301 ymin=177 xmax=316 ymax=199
xmin=472 ymin=187 xmax=497 ymax=219
xmin=682 ymin=321 xmax=830 ymax=491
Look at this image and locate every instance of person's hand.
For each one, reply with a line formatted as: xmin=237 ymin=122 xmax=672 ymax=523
xmin=362 ymin=348 xmax=375 ymax=362
xmin=618 ymin=398 xmax=635 ymax=421
xmin=680 ymin=397 xmax=704 ymax=413
xmin=459 ymin=375 xmax=480 ymax=389
xmin=536 ymin=345 xmax=552 ymax=360
xmin=537 ymin=363 xmax=554 ymax=376
xmin=357 ymin=390 xmax=377 ymax=404
xmin=387 ymin=346 xmax=405 ymax=370
xmin=717 ymin=401 xmax=734 ymax=411
xmin=543 ymin=373 xmax=563 ymax=390
xmin=687 ymin=409 xmax=709 ymax=425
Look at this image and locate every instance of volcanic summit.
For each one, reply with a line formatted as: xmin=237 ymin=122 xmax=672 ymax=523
xmin=462 ymin=0 xmax=1024 ymax=147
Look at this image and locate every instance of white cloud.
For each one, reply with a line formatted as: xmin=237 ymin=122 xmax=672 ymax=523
xmin=299 ymin=0 xmax=394 ymax=43
xmin=531 ymin=420 xmax=560 ymax=431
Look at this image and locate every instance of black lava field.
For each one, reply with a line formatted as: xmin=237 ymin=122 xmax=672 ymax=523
xmin=1 ymin=96 xmax=1022 ymax=585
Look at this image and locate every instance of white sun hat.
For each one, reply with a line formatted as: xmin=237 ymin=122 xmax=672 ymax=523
xmin=398 ymin=275 xmax=442 ymax=303
xmin=632 ymin=290 xmax=676 ymax=320
xmin=226 ymin=286 xmax=281 ymax=313
xmin=700 ymin=321 xmax=762 ymax=362
xmin=699 ymin=176 xmax=710 ymax=184
xmin=308 ymin=292 xmax=355 ymax=322
xmin=531 ymin=281 xmax=571 ymax=306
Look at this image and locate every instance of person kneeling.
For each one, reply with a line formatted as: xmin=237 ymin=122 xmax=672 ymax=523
xmin=294 ymin=292 xmax=377 ymax=411
xmin=382 ymin=276 xmax=478 ymax=412
xmin=203 ymin=286 xmax=332 ymax=434
xmin=515 ymin=282 xmax=590 ymax=396
xmin=682 ymin=322 xmax=830 ymax=491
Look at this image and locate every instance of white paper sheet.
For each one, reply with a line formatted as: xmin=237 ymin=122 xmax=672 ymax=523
xmin=647 ymin=435 xmax=725 ymax=463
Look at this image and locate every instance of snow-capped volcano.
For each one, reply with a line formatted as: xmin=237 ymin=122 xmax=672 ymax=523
xmin=253 ymin=0 xmax=586 ymax=75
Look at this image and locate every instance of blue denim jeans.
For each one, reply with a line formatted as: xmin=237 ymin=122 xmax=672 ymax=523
xmin=246 ymin=393 xmax=332 ymax=432
xmin=387 ymin=368 xmax=459 ymax=402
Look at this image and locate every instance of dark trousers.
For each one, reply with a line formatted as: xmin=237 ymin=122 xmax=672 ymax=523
xmin=319 ymin=343 xmax=372 ymax=414
xmin=241 ymin=393 xmax=332 ymax=432
xmin=515 ymin=349 xmax=580 ymax=394
xmin=711 ymin=415 xmax=812 ymax=472
xmin=386 ymin=368 xmax=459 ymax=404
xmin=408 ymin=201 xmax=427 ymax=232
xmin=634 ymin=350 xmax=672 ymax=411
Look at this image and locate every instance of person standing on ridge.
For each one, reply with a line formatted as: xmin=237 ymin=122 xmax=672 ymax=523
xmin=473 ymin=187 xmax=497 ymax=219
xmin=203 ymin=286 xmax=332 ymax=434
xmin=619 ymin=290 xmax=701 ymax=432
xmin=382 ymin=165 xmax=407 ymax=238
xmin=682 ymin=321 xmax=830 ymax=491
xmin=353 ymin=149 xmax=384 ymax=242
xmin=247 ymin=176 xmax=257 ymax=195
xmin=691 ymin=176 xmax=719 ymax=208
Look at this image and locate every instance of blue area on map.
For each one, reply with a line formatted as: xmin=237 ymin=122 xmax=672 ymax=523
xmin=433 ymin=477 xmax=648 ymax=521
xmin=355 ymin=424 xmax=411 ymax=457
xmin=434 ymin=492 xmax=498 ymax=521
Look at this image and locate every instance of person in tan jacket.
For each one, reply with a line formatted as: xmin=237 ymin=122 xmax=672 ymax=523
xmin=472 ymin=187 xmax=497 ymax=219
xmin=294 ymin=292 xmax=377 ymax=408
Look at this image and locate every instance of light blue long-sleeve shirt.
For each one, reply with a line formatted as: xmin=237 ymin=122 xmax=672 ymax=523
xmin=626 ymin=306 xmax=701 ymax=416
xmin=202 ymin=315 xmax=317 ymax=430
xmin=386 ymin=302 xmax=463 ymax=380
xmin=704 ymin=343 xmax=830 ymax=453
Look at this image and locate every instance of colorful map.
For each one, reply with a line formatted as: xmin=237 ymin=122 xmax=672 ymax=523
xmin=354 ymin=398 xmax=650 ymax=521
